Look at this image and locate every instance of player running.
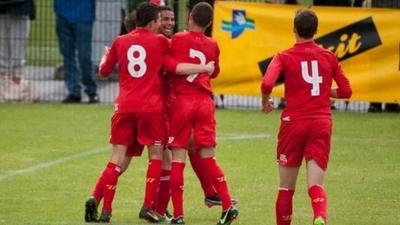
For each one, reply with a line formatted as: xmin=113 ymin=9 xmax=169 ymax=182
xmin=261 ymin=9 xmax=352 ymax=225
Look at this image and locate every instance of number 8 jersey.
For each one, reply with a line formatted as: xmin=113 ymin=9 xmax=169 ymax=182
xmin=99 ymin=28 xmax=176 ymax=113
xmin=261 ymin=41 xmax=352 ymax=121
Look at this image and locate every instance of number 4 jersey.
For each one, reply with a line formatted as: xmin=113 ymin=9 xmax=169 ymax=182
xmin=261 ymin=41 xmax=352 ymax=121
xmin=168 ymin=31 xmax=220 ymax=96
xmin=99 ymin=28 xmax=177 ymax=113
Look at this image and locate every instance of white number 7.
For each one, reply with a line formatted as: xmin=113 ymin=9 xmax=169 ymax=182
xmin=187 ymin=48 xmax=206 ymax=82
xmin=301 ymin=60 xmax=322 ymax=96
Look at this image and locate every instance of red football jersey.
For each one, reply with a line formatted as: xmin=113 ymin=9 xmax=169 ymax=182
xmin=168 ymin=31 xmax=220 ymax=95
xmin=261 ymin=41 xmax=352 ymax=121
xmin=99 ymin=28 xmax=176 ymax=113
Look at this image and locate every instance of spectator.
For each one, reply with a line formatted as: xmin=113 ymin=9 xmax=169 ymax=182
xmin=54 ymin=0 xmax=99 ymax=103
xmin=0 ymin=0 xmax=38 ymax=103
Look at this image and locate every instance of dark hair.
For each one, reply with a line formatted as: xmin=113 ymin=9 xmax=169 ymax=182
xmin=294 ymin=9 xmax=318 ymax=39
xmin=191 ymin=2 xmax=213 ymax=28
xmin=158 ymin=5 xmax=173 ymax=12
xmin=136 ymin=2 xmax=159 ymax=27
xmin=124 ymin=10 xmax=136 ymax=32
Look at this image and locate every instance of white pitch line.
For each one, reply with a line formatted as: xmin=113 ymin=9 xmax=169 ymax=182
xmin=0 ymin=146 xmax=107 ymax=181
xmin=0 ymin=134 xmax=270 ymax=182
xmin=217 ymin=134 xmax=271 ymax=140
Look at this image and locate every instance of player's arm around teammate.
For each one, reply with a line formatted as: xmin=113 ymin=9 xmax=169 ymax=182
xmin=84 ymin=3 xmax=214 ymax=223
xmin=166 ymin=3 xmax=238 ymax=225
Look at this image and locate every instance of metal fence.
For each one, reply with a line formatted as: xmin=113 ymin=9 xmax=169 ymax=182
xmin=0 ymin=0 xmax=396 ymax=112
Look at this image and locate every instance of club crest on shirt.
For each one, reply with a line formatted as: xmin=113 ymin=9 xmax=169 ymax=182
xmin=221 ymin=9 xmax=255 ymax=39
xmin=279 ymin=154 xmax=288 ymax=165
xmin=168 ymin=136 xmax=174 ymax=144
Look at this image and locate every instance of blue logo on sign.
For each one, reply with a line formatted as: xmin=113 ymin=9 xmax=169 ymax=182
xmin=221 ymin=10 xmax=255 ymax=39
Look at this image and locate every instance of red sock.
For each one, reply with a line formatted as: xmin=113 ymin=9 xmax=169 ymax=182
xmin=91 ymin=168 xmax=108 ymax=203
xmin=143 ymin=159 xmax=162 ymax=209
xmin=308 ymin=185 xmax=327 ymax=221
xmin=155 ymin=169 xmax=171 ymax=215
xmin=188 ymin=152 xmax=216 ymax=198
xmin=276 ymin=188 xmax=295 ymax=225
xmin=170 ymin=161 xmax=185 ymax=218
xmin=202 ymin=157 xmax=232 ymax=211
xmin=102 ymin=162 xmax=122 ymax=213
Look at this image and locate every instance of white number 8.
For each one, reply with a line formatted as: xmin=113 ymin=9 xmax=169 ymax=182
xmin=301 ymin=60 xmax=322 ymax=96
xmin=127 ymin=45 xmax=147 ymax=78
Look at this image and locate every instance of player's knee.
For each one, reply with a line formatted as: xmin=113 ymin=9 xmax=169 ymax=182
xmin=149 ymin=146 xmax=163 ymax=159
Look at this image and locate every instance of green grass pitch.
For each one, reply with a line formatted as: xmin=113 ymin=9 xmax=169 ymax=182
xmin=0 ymin=104 xmax=399 ymax=225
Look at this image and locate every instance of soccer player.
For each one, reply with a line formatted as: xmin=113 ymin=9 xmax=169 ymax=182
xmin=261 ymin=9 xmax=352 ymax=225
xmin=155 ymin=6 xmax=232 ymax=220
xmin=83 ymin=2 xmax=215 ymax=223
xmin=152 ymin=5 xmax=175 ymax=222
xmin=167 ymin=2 xmax=238 ymax=224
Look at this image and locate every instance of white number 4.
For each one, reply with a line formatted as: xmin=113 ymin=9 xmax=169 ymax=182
xmin=186 ymin=48 xmax=206 ymax=82
xmin=301 ymin=60 xmax=322 ymax=96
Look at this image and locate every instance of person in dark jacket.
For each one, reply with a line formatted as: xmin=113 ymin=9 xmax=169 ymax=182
xmin=54 ymin=0 xmax=99 ymax=103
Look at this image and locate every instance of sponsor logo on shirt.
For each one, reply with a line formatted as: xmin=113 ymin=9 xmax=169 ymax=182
xmin=221 ymin=9 xmax=255 ymax=39
xmin=258 ymin=17 xmax=382 ymax=81
xmin=282 ymin=116 xmax=291 ymax=121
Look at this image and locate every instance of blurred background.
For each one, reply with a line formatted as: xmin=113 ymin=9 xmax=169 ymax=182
xmin=0 ymin=0 xmax=398 ymax=112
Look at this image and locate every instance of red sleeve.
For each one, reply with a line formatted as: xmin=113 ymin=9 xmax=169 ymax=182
xmin=162 ymin=35 xmax=179 ymax=73
xmin=98 ymin=38 xmax=118 ymax=77
xmin=261 ymin=53 xmax=283 ymax=95
xmin=210 ymin=43 xmax=220 ymax=78
xmin=332 ymin=58 xmax=352 ymax=98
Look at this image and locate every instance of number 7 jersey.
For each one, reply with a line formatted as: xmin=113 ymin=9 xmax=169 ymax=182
xmin=261 ymin=41 xmax=352 ymax=121
xmin=99 ymin=28 xmax=176 ymax=113
xmin=168 ymin=31 xmax=220 ymax=95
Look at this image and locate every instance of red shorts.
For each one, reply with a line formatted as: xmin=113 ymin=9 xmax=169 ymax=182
xmin=168 ymin=94 xmax=216 ymax=150
xmin=276 ymin=119 xmax=332 ymax=170
xmin=109 ymin=112 xmax=166 ymax=157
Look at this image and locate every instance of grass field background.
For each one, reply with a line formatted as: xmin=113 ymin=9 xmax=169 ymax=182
xmin=0 ymin=104 xmax=399 ymax=225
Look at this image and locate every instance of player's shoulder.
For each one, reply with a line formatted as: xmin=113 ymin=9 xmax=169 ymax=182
xmin=113 ymin=33 xmax=128 ymax=42
xmin=114 ymin=31 xmax=138 ymax=43
xmin=272 ymin=50 xmax=286 ymax=60
xmin=155 ymin=33 xmax=168 ymax=40
xmin=315 ymin=43 xmax=335 ymax=55
xmin=172 ymin=31 xmax=190 ymax=40
xmin=312 ymin=43 xmax=338 ymax=63
xmin=204 ymin=35 xmax=218 ymax=45
xmin=152 ymin=33 xmax=169 ymax=46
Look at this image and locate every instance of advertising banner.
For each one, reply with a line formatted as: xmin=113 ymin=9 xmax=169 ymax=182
xmin=212 ymin=1 xmax=400 ymax=103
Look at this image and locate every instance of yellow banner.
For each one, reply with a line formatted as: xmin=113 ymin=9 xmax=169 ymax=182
xmin=212 ymin=1 xmax=400 ymax=103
